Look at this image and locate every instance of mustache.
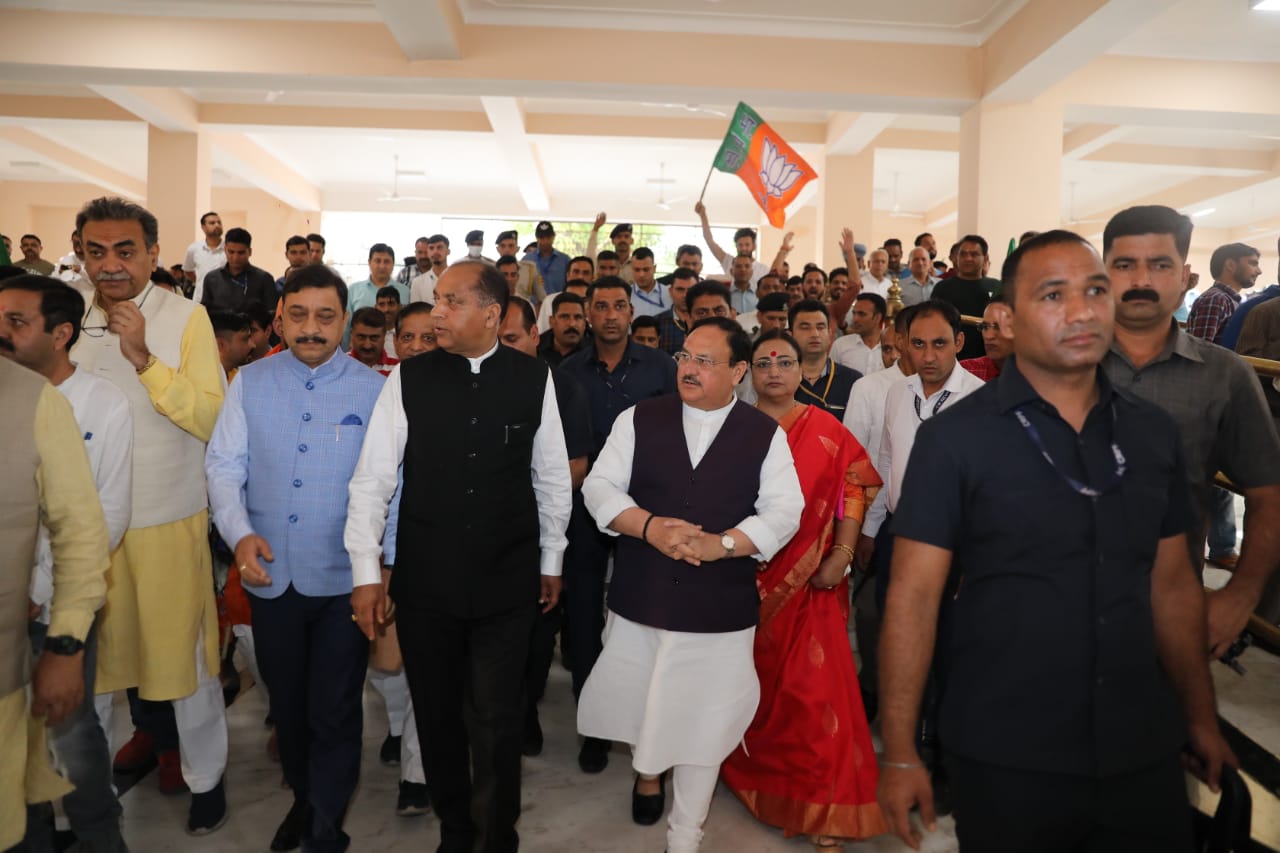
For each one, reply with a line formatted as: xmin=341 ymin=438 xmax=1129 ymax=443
xmin=294 ymin=335 xmax=328 ymax=345
xmin=1121 ymin=288 xmax=1160 ymax=303
xmin=0 ymin=336 xmax=13 ymax=353
xmin=95 ymin=272 xmax=131 ymax=283
xmin=681 ymin=376 xmax=701 ymax=387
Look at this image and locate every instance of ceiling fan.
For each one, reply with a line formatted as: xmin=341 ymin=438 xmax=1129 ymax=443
xmin=377 ymin=155 xmax=432 ymax=203
xmin=628 ymin=162 xmax=688 ymax=211
xmin=640 ymin=102 xmax=728 ymax=118
xmin=886 ymin=172 xmax=925 ymax=219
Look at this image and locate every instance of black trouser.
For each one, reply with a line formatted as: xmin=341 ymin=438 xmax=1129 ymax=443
xmin=399 ymin=600 xmax=538 ymax=853
xmin=946 ymin=752 xmax=1193 ymax=853
xmin=128 ymin=688 xmax=178 ymax=752
xmin=563 ymin=493 xmax=612 ymax=699
xmin=249 ymin=586 xmax=368 ymax=853
xmin=525 ymin=602 xmax=563 ymax=713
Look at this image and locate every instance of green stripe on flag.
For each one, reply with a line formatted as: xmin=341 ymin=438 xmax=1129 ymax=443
xmin=713 ymin=102 xmax=765 ymax=174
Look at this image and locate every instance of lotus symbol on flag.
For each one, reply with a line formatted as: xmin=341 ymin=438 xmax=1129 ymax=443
xmin=759 ymin=138 xmax=803 ymax=198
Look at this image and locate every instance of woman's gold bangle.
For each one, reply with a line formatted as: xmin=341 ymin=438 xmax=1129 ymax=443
xmin=830 ymin=543 xmax=855 ymax=565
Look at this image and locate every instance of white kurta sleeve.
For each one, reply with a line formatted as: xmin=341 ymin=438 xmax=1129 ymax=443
xmin=581 ymin=406 xmax=638 ymax=535
xmin=205 ymin=374 xmax=254 ymax=550
xmin=531 ymin=369 xmax=572 ymax=576
xmin=345 ymin=365 xmax=409 ymax=588
xmin=95 ymin=389 xmax=134 ymax=551
xmin=734 ymin=425 xmax=803 ymax=560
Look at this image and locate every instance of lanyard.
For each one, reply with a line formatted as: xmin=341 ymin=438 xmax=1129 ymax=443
xmin=913 ymin=389 xmax=950 ymax=421
xmin=1013 ymin=406 xmax=1126 ymax=498
xmin=634 ymin=285 xmax=665 ymax=309
xmin=797 ymin=360 xmax=836 ymax=406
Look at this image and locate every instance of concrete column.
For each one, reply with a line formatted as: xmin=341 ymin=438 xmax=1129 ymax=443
xmin=957 ymin=97 xmax=1063 ymax=267
xmin=146 ymin=126 xmax=211 ymax=264
xmin=822 ymin=150 xmax=875 ymax=267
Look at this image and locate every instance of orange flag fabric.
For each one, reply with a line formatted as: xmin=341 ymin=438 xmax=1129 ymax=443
xmin=712 ymin=102 xmax=818 ymax=227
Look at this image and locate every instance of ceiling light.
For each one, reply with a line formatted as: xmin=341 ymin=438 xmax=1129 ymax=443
xmin=1191 ymin=207 xmax=1216 ymax=218
xmin=1250 ymin=0 xmax=1280 ymax=10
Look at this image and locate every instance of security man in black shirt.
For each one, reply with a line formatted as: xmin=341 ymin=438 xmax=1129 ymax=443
xmin=878 ymin=230 xmax=1235 ymax=852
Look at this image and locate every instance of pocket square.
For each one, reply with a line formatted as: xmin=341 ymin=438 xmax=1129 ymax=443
xmin=340 ymin=414 xmax=364 ymax=426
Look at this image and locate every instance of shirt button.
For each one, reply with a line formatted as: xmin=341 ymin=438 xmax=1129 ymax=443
xmin=298 ymin=444 xmax=308 ymax=453
xmin=673 ymin=577 xmax=681 ymax=585
xmin=469 ymin=417 xmax=478 ymax=425
xmin=472 ymin=381 xmax=480 ymax=389
xmin=293 ymin=479 xmax=302 ymax=488
xmin=467 ymin=452 xmax=477 ymax=459
xmin=465 ymin=488 xmax=475 ymax=495
xmin=305 ymin=381 xmax=315 ymax=390
xmin=1133 ymin=375 xmax=1142 ymax=383
xmin=302 ymin=413 xmax=312 ymax=422
xmin=289 ymin=514 xmax=299 ymax=523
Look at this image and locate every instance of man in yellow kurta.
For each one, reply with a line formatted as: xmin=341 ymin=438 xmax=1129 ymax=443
xmin=70 ymin=196 xmax=230 ymax=835
xmin=0 ymin=356 xmax=110 ymax=850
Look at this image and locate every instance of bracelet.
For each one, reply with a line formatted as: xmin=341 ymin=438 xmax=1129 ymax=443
xmin=829 ymin=543 xmax=855 ymax=565
xmin=881 ymin=760 xmax=926 ymax=770
xmin=135 ymin=353 xmax=158 ymax=375
xmin=641 ymin=513 xmax=655 ymax=544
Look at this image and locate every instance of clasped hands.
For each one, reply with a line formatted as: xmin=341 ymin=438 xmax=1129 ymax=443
xmin=645 ymin=517 xmax=723 ymax=566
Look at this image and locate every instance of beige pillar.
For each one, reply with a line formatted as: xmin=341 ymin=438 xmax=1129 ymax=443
xmin=958 ymin=97 xmax=1063 ymax=268
xmin=146 ymin=126 xmax=211 ymax=265
xmin=822 ymin=151 xmax=875 ymax=268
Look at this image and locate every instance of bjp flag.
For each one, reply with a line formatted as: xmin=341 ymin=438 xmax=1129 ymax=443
xmin=712 ymin=102 xmax=818 ymax=227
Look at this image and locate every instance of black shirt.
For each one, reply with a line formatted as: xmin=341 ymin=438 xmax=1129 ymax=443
xmin=931 ymin=277 xmax=992 ymax=361
xmin=892 ymin=357 xmax=1194 ymax=778
xmin=561 ymin=341 xmax=677 ymax=459
xmin=538 ymin=328 xmax=585 ymax=368
xmin=548 ymin=366 xmax=593 ymax=462
xmin=795 ymin=358 xmax=860 ymax=421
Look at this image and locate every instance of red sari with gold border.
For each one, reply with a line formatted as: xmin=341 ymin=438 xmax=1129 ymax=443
xmin=721 ymin=403 xmax=887 ymax=840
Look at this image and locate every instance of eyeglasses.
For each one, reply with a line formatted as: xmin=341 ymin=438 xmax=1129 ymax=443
xmin=751 ymin=357 xmax=798 ymax=372
xmin=673 ymin=351 xmax=732 ymax=369
xmin=80 ymin=282 xmax=154 ymax=338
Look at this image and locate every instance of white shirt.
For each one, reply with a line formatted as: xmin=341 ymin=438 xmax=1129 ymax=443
xmin=830 ymin=333 xmax=885 ymax=377
xmin=409 ymin=268 xmax=439 ymax=304
xmin=860 ymin=272 xmax=892 ymax=299
xmin=54 ymin=252 xmax=85 ymax=283
xmin=862 ymin=365 xmax=984 ymax=538
xmin=630 ymin=282 xmax=671 ymax=318
xmin=184 ymin=239 xmax=225 ymax=304
xmin=344 ymin=342 xmax=572 ymax=587
xmin=719 ymin=255 xmax=771 ymax=288
xmin=582 ymin=399 xmax=803 ymax=561
xmin=843 ymin=362 xmax=908 ymax=476
xmin=736 ymin=310 xmax=759 ymax=336
xmin=31 ymin=366 xmax=134 ymax=618
xmin=536 ymin=294 xmax=556 ymax=334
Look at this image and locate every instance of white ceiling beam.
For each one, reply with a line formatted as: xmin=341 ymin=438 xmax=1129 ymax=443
xmin=825 ymin=113 xmax=898 ymax=155
xmin=1061 ymin=123 xmax=1127 ymax=159
xmin=373 ymin=0 xmax=462 ymax=61
xmin=480 ymin=97 xmax=550 ymax=213
xmin=209 ymin=132 xmax=321 ymax=211
xmin=86 ymin=86 xmax=199 ymax=132
xmin=0 ymin=126 xmax=145 ymax=198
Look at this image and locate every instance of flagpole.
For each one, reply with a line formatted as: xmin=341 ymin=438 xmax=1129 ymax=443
xmin=697 ymin=164 xmax=715 ymax=205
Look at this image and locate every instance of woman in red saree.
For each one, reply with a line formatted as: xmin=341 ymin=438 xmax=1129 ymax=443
xmin=722 ymin=330 xmax=887 ymax=850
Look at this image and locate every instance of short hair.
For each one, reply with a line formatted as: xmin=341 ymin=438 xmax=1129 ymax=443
xmin=1018 ymin=230 xmax=1041 ymax=246
xmin=586 ymin=275 xmax=632 ymax=302
xmin=1000 ymin=229 xmax=1095 ymax=306
xmin=76 ymin=197 xmax=159 ymax=249
xmin=552 ymin=292 xmax=586 ymax=313
xmin=829 ymin=266 xmax=849 ymax=279
xmin=285 ymin=235 xmax=308 ymax=251
xmin=757 ymin=291 xmax=790 ymax=313
xmin=732 ymin=227 xmax=757 ymax=244
xmin=150 ymin=268 xmax=182 ymax=289
xmin=855 ymin=292 xmax=887 ymax=318
xmin=368 ymin=243 xmax=395 ymax=261
xmin=893 ymin=304 xmax=917 ymax=334
xmin=676 ymin=244 xmax=702 ymax=259
xmin=1103 ymin=205 xmax=1193 ymax=260
xmin=243 ymin=299 xmax=273 ymax=331
xmin=224 ymin=227 xmax=251 ymax=248
xmin=788 ymin=298 xmax=829 ymax=329
xmin=671 ymin=267 xmax=699 ymax=283
xmin=631 ymin=247 xmax=655 ymax=263
xmin=631 ymin=315 xmax=660 ymax=333
xmin=914 ymin=233 xmax=933 ymax=247
xmin=883 ymin=238 xmax=903 ymax=251
xmin=282 ymin=262 xmax=348 ymax=306
xmin=568 ymin=255 xmax=594 ymax=272
xmin=426 ymin=233 xmax=449 ymax=247
xmin=686 ymin=280 xmax=732 ymax=311
xmin=1209 ymin=242 xmax=1259 ymax=280
xmin=452 ymin=261 xmax=510 ymax=312
xmin=395 ymin=301 xmax=433 ymax=334
xmin=787 ymin=275 xmax=803 ymax=287
xmin=689 ymin=316 xmax=752 ymax=365
xmin=375 ymin=285 xmax=402 ymax=304
xmin=802 ymin=264 xmax=828 ymax=284
xmin=0 ymin=274 xmax=85 ymax=349
xmin=756 ymin=272 xmax=781 ymax=290
xmin=306 ymin=233 xmax=326 ymax=247
xmin=752 ymin=329 xmax=801 ymax=360
xmin=957 ymin=234 xmax=990 ymax=256
xmin=351 ymin=306 xmax=386 ymax=330
xmin=507 ymin=295 xmax=537 ymax=331
xmin=20 ymin=233 xmax=39 ymax=244
xmin=908 ymin=299 xmax=962 ymax=338
xmin=209 ymin=311 xmax=251 ymax=337
xmin=596 ymin=249 xmax=620 ymax=263
xmin=495 ymin=255 xmax=519 ymax=270
xmin=200 ymin=211 xmax=219 ymax=226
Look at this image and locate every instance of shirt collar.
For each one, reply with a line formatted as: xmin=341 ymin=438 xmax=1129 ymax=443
xmin=1109 ymin=320 xmax=1204 ymax=368
xmin=682 ymin=396 xmax=736 ymax=423
xmin=284 ymin=346 xmax=345 ymax=380
xmin=465 ymin=340 xmax=500 ymax=374
xmin=995 ymin=355 xmax=1117 ymax=414
xmin=906 ymin=360 xmax=970 ymax=402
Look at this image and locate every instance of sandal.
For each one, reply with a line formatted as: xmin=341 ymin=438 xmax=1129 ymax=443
xmin=810 ymin=836 xmax=846 ymax=851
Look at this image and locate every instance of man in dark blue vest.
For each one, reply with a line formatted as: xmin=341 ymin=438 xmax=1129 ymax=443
xmin=344 ymin=261 xmax=573 ymax=853
xmin=577 ymin=318 xmax=803 ymax=853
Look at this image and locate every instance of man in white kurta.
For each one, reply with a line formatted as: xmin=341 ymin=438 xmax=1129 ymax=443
xmin=578 ymin=319 xmax=802 ymax=853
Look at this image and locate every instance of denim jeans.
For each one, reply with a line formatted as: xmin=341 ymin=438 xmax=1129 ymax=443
xmin=1207 ymin=486 xmax=1238 ymax=560
xmin=24 ymin=620 xmax=128 ymax=853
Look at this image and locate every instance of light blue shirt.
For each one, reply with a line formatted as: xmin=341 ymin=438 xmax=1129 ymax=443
xmin=345 ymin=278 xmax=410 ymax=347
xmin=206 ymin=348 xmax=389 ymax=599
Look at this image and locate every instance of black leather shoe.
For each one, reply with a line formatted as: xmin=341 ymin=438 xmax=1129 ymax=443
xmin=577 ymin=737 xmax=610 ymax=774
xmin=523 ymin=707 xmax=544 ymax=757
xmin=632 ymin=773 xmax=666 ymax=826
xmin=270 ymin=798 xmax=311 ymax=851
xmin=380 ymin=733 xmax=402 ymax=766
xmin=396 ymin=781 xmax=431 ymax=817
xmin=186 ymin=779 xmax=228 ymax=836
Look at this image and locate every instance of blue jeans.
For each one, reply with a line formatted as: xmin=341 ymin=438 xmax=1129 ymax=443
xmin=1208 ymin=486 xmax=1238 ymax=559
xmin=24 ymin=619 xmax=128 ymax=853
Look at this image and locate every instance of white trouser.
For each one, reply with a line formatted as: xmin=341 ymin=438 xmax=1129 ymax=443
xmin=401 ymin=694 xmax=424 ymax=784
xmin=368 ymin=668 xmax=409 ymax=736
xmin=175 ymin=623 xmax=229 ymax=793
xmin=232 ymin=623 xmax=265 ymax=691
xmin=667 ymin=763 xmax=720 ymax=853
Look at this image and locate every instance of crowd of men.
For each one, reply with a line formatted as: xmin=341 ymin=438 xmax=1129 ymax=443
xmin=3 ymin=194 xmax=1280 ymax=853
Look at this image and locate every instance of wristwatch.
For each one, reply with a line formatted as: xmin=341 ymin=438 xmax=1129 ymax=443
xmin=44 ymin=635 xmax=85 ymax=656
xmin=720 ymin=533 xmax=736 ymax=557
